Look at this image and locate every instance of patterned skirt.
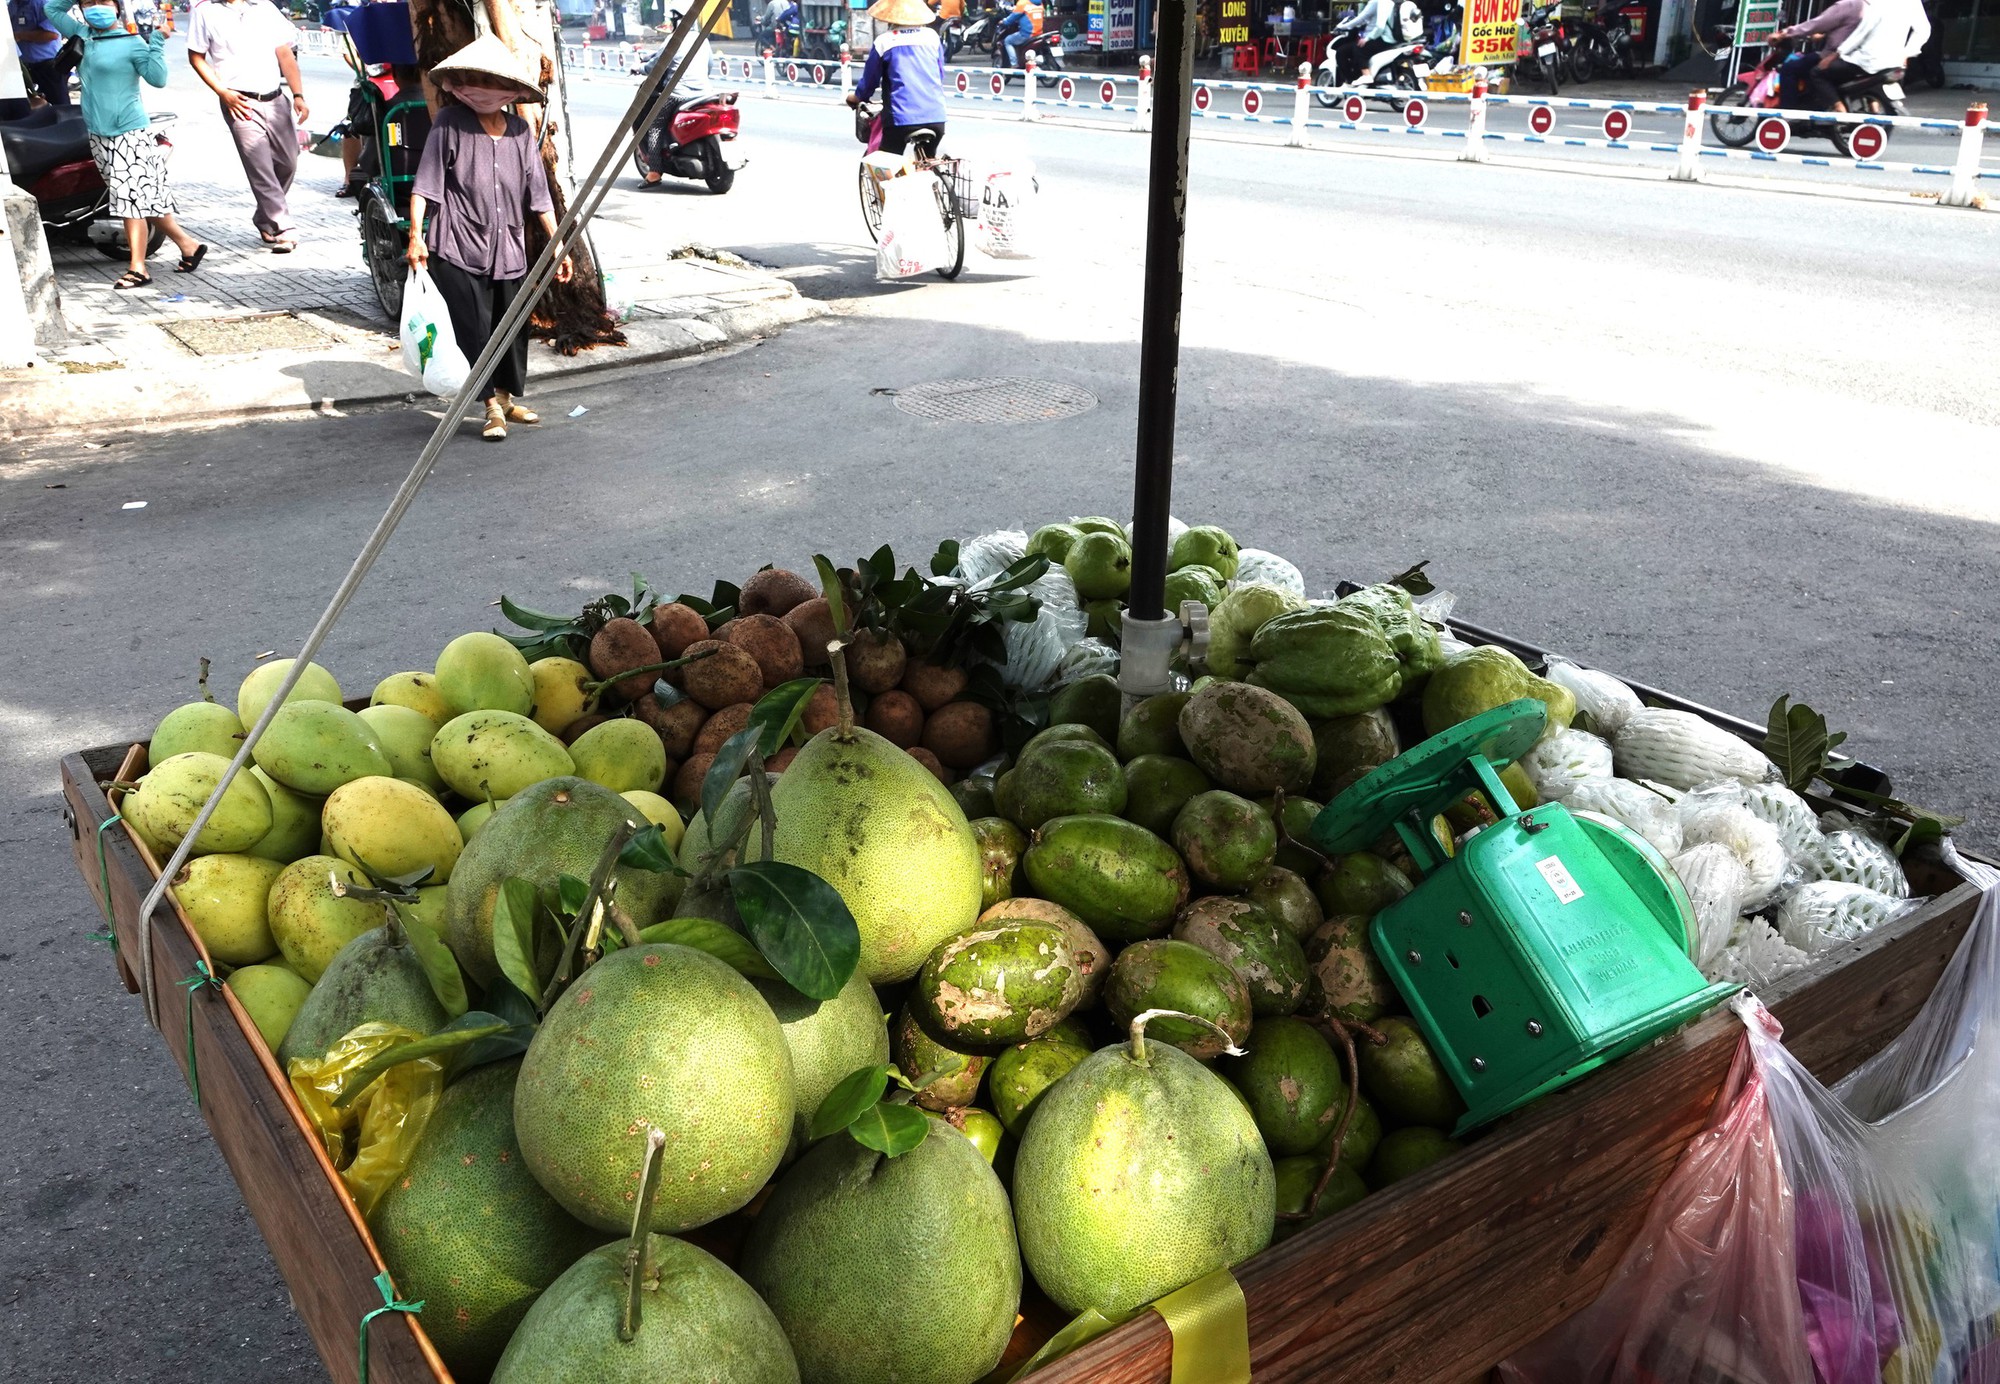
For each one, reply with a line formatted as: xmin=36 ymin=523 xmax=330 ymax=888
xmin=88 ymin=128 xmax=174 ymax=219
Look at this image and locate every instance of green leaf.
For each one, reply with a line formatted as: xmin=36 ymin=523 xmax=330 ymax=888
xmin=492 ymin=877 xmax=544 ymax=1008
xmin=728 ymin=860 xmax=861 ymax=1001
xmin=702 ymin=726 xmax=763 ymax=828
xmin=332 ymin=1017 xmax=511 ymax=1108
xmin=931 ymin=540 xmax=961 ymax=578
xmin=1765 ymin=696 xmax=1849 ymax=794
xmin=498 ymin=595 xmax=574 ymax=631
xmin=813 ymin=554 xmax=849 ymax=639
xmin=1895 ymin=816 xmax=1947 ymax=857
xmin=480 ymin=975 xmax=540 ymax=1030
xmin=676 ymin=593 xmax=717 ymax=618
xmin=848 ymin=1101 xmax=930 ymax=1157
xmin=1386 ymin=560 xmax=1435 ymax=597
xmin=620 ymin=822 xmax=684 ymax=875
xmin=556 ymin=873 xmax=590 ymax=918
xmin=749 ymin=678 xmax=824 ymax=758
xmin=1826 ymin=784 xmax=1965 ymax=830
xmin=394 ymin=903 xmax=468 ymax=1019
xmin=809 ymin=1064 xmax=891 ymax=1140
xmin=711 ymin=579 xmax=742 ymax=613
xmin=634 ymin=916 xmax=780 ymax=980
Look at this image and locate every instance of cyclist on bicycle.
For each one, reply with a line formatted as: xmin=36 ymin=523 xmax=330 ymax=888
xmin=846 ymin=0 xmax=947 ymax=156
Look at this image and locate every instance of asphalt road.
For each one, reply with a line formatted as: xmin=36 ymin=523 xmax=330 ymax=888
xmin=4 ymin=49 xmax=1999 ymax=1383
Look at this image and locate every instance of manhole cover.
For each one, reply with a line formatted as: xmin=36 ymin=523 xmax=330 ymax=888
xmin=161 ymin=312 xmax=338 ymax=356
xmin=891 ymin=378 xmax=1097 ymax=424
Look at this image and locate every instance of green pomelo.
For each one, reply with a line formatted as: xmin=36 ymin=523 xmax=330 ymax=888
xmin=170 ymin=852 xmax=285 ymax=965
xmin=1168 ymin=524 xmax=1240 ymax=581
xmin=892 ymin=1001 xmax=988 ymax=1110
xmin=1116 ymin=691 xmax=1190 ymax=762
xmin=252 ymin=702 xmax=394 ymax=797
xmin=1064 ymin=532 xmax=1133 ymax=602
xmin=1179 ymin=682 xmax=1317 ymax=796
xmin=369 ymin=1061 xmax=605 ymax=1381
xmin=1103 ymin=939 xmax=1254 ymax=1060
xmin=129 ymin=751 xmax=273 ymax=856
xmin=430 ymin=709 xmax=575 ymax=803
xmin=1225 ymin=1015 xmax=1344 ymax=1156
xmin=753 ymin=971 xmax=890 ymax=1151
xmin=1021 ymin=814 xmax=1188 ymax=943
xmin=1121 ymin=754 xmax=1213 ymax=839
xmin=435 ymin=631 xmax=535 ymax=718
xmin=1304 ymin=913 xmax=1396 ymax=1023
xmin=989 ymin=1022 xmax=1092 ymax=1137
xmin=1246 ymin=865 xmax=1325 ymax=940
xmin=245 ymin=768 xmax=322 ymax=864
xmin=971 ymin=816 xmax=1026 ymax=910
xmin=357 ymin=703 xmax=448 ymax=796
xmin=1358 ymin=1016 xmax=1466 ymax=1131
xmin=323 ymin=776 xmax=462 ymax=885
xmin=568 ymin=718 xmax=667 ymax=794
xmin=236 ymin=658 xmax=342 ymax=730
xmin=1310 ymin=709 xmax=1403 ymax=801
xmin=515 ymin=944 xmax=795 ymax=1233
xmin=370 ymin=670 xmax=453 ymax=727
xmin=151 ymin=700 xmax=244 ymax=763
xmin=1047 ymin=673 xmax=1124 ymax=744
xmin=494 ymin=1233 xmax=797 ymax=1384
xmin=1172 ymin=790 xmax=1279 ymax=891
xmin=1003 ymin=737 xmax=1126 ymax=831
xmin=1173 ymin=897 xmax=1309 ymax=1017
xmin=267 ymin=854 xmax=380 ymax=983
xmin=225 ymin=963 xmax=312 ymax=1050
xmin=446 ymin=778 xmax=681 ymax=989
xmin=916 ymin=922 xmax=1085 ymax=1048
xmin=277 ymin=924 xmax=449 ymax=1068
xmin=1013 ymin=1028 xmax=1274 ymax=1315
xmin=1367 ymin=1125 xmax=1463 ymax=1188
xmin=745 ymin=726 xmax=982 ymax=985
xmin=740 ymin=1124 xmax=1020 ymax=1384
xmin=1273 ymin=1155 xmax=1367 ymax=1238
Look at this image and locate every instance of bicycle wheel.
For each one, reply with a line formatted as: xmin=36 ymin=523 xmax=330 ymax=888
xmin=933 ymin=172 xmax=966 ymax=281
xmin=858 ymin=161 xmax=885 ymax=242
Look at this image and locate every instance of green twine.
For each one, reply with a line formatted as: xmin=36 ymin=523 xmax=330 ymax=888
xmin=176 ymin=961 xmax=223 ymax=1106
xmin=91 ymin=815 xmax=123 ymax=948
xmin=357 ymin=1271 xmax=423 ymax=1384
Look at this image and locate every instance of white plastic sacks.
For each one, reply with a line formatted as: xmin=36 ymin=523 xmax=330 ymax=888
xmin=399 ymin=268 xmax=471 ymax=398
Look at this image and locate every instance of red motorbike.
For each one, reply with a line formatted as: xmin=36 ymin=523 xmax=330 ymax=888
xmin=0 ymin=105 xmax=173 ymax=256
xmin=632 ymin=88 xmax=743 ymax=194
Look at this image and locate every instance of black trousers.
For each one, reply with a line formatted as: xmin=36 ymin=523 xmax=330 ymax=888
xmin=1806 ymin=56 xmax=1867 ymax=111
xmin=879 ymin=120 xmax=945 ymax=156
xmin=25 ymin=57 xmax=73 ymax=107
xmin=428 ymin=256 xmax=529 ymax=402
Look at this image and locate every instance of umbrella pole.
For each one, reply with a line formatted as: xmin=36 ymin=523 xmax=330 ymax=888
xmin=1119 ymin=0 xmax=1195 ymax=699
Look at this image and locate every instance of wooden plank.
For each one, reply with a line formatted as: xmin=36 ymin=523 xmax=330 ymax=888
xmin=61 ymin=751 xmax=448 ymax=1384
xmin=1035 ymin=882 xmax=1983 ymax=1384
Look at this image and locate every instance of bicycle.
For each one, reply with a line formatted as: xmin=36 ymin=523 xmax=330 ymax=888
xmin=853 ymin=104 xmax=967 ymax=281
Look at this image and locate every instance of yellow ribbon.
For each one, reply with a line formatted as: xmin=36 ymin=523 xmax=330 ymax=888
xmin=1152 ymin=1268 xmax=1252 ymax=1384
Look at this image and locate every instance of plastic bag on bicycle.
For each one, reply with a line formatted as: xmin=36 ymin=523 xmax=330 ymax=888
xmin=876 ymin=172 xmax=947 ymax=278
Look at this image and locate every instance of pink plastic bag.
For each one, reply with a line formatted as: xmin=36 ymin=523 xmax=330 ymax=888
xmin=1500 ymin=1006 xmax=1816 ymax=1384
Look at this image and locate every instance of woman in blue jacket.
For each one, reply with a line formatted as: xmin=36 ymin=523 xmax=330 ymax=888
xmin=45 ymin=0 xmax=204 ymax=288
xmin=846 ymin=0 xmax=946 ymax=155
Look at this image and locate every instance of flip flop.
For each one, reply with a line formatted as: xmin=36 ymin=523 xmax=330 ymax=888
xmin=175 ymin=243 xmax=207 ymax=273
xmin=114 ymin=269 xmax=151 ymax=290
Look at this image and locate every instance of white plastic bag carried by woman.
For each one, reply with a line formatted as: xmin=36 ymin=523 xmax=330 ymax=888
xmin=399 ymin=266 xmax=472 ymax=398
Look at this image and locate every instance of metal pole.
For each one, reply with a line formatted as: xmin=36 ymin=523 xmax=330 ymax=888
xmin=1125 ymin=0 xmax=1193 ymax=626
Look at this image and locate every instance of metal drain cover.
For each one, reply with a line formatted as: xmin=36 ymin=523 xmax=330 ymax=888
xmin=892 ymin=378 xmax=1097 ymax=424
xmin=162 ymin=312 xmax=338 ymax=356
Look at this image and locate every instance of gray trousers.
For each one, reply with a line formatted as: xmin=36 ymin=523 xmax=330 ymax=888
xmin=223 ymin=92 xmax=298 ymax=239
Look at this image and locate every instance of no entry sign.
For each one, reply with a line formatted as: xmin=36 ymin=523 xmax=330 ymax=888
xmin=1193 ymin=84 xmax=1213 ymax=111
xmin=1404 ymin=97 xmax=1427 ymax=127
xmin=1242 ymin=88 xmax=1263 ymax=116
xmin=785 ymin=61 xmax=798 ymax=82
xmin=955 ymin=70 xmax=970 ymax=93
xmin=1343 ymin=94 xmax=1366 ymax=123
xmin=1755 ymin=116 xmax=1789 ymax=153
xmin=1056 ymin=76 xmax=1074 ymax=100
xmin=990 ymin=73 xmax=1006 ymax=95
xmin=1100 ymin=79 xmax=1117 ymax=104
xmin=1850 ymin=122 xmax=1886 ymax=159
xmin=1602 ymin=107 xmax=1630 ymax=141
xmin=1528 ymin=104 xmax=1554 ymax=135
xmin=812 ymin=63 xmax=826 ymax=84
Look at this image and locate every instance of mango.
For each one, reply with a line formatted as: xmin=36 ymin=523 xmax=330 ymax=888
xmin=226 ymin=963 xmax=313 ymax=1051
xmin=916 ymin=922 xmax=1086 ymax=1049
xmin=170 ymin=853 xmax=286 ymax=965
xmin=244 ymin=767 xmax=323 ymax=864
xmin=127 ymin=751 xmax=273 ymax=856
xmin=151 ymin=700 xmax=244 ymax=762
xmin=267 ymin=854 xmax=383 ymax=983
xmin=236 ymin=658 xmax=342 ymax=729
xmin=435 ymin=632 xmax=534 ymax=717
xmin=456 ymin=800 xmax=497 ymax=844
xmin=527 ymin=657 xmax=593 ymax=735
xmin=619 ymin=790 xmax=685 ymax=850
xmin=324 ymin=776 xmax=462 ymax=885
xmin=567 ymin=718 xmax=666 ymax=794
xmin=251 ymin=702 xmax=394 ymax=796
xmin=1021 ymin=814 xmax=1188 ymax=943
xmin=370 ymin=670 xmax=453 ymax=726
xmin=357 ymin=703 xmax=448 ymax=796
xmin=430 ymin=710 xmax=575 ymax=802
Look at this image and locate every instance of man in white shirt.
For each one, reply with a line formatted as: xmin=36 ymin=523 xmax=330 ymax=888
xmin=186 ymin=0 xmax=310 ymax=250
xmin=1837 ymin=0 xmax=1931 ymax=76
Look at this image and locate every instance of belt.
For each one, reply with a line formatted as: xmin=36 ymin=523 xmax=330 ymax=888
xmin=231 ymin=87 xmax=284 ymax=100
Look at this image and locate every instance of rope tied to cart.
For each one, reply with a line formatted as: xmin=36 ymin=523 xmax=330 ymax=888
xmin=175 ymin=960 xmax=224 ymax=1106
xmin=90 ymin=813 xmax=123 ymax=949
xmin=356 ymin=1270 xmax=424 ymax=1384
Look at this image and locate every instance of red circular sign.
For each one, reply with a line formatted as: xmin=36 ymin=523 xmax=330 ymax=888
xmin=990 ymin=73 xmax=1005 ymax=95
xmin=812 ymin=63 xmax=826 ymax=84
xmin=1602 ymin=108 xmax=1630 ymax=141
xmin=1242 ymin=88 xmax=1263 ymax=116
xmin=740 ymin=57 xmax=754 ymax=78
xmin=786 ymin=61 xmax=798 ymax=82
xmin=1056 ymin=76 xmax=1074 ymax=100
xmin=1193 ymin=84 xmax=1212 ymax=111
xmin=955 ymin=70 xmax=970 ymax=93
xmin=1850 ymin=122 xmax=1886 ymax=159
xmin=1755 ymin=116 xmax=1789 ymax=153
xmin=1343 ymin=94 xmax=1365 ymax=123
xmin=1404 ymin=97 xmax=1427 ymax=127
xmin=1100 ymin=79 xmax=1117 ymax=105
xmin=1528 ymin=104 xmax=1554 ymax=134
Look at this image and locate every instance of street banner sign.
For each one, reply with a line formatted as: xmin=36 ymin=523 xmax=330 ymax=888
xmin=1460 ymin=0 xmax=1525 ymax=66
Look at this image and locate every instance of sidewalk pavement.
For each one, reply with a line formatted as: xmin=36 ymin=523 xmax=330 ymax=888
xmin=1 ymin=88 xmax=818 ymax=441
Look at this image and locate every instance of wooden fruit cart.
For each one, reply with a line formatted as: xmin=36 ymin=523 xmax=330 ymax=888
xmin=60 ymin=676 xmax=1986 ymax=1384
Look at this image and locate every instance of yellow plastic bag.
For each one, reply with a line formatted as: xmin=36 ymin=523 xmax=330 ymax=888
xmin=288 ymin=1023 xmax=445 ymax=1219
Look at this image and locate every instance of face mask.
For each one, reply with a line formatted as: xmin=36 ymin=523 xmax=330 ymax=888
xmin=452 ymin=86 xmax=515 ymax=114
xmin=82 ymin=6 xmax=119 ymax=28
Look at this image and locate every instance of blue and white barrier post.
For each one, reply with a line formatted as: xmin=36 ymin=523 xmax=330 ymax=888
xmin=1461 ymin=71 xmax=1489 ymax=162
xmin=1671 ymin=89 xmax=1705 ymax=183
xmin=1942 ymin=102 xmax=1987 ymax=208
xmin=1135 ymin=55 xmax=1153 ymax=133
xmin=1288 ymin=62 xmax=1313 ymax=147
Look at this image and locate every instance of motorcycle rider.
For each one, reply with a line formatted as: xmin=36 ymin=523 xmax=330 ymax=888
xmin=1333 ymin=0 xmax=1420 ymax=81
xmin=997 ymin=0 xmax=1035 ymax=67
xmin=1768 ymin=0 xmax=1864 ymax=108
xmin=1768 ymin=0 xmax=1927 ymax=110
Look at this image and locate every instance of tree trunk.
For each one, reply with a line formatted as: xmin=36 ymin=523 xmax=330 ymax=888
xmin=407 ymin=0 xmax=626 ymax=355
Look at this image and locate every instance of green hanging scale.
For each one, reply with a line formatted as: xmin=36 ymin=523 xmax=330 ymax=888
xmin=1311 ymin=700 xmax=1735 ymax=1134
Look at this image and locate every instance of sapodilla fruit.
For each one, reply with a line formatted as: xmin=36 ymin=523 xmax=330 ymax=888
xmin=635 ymin=693 xmax=706 ymax=760
xmin=739 ymin=568 xmax=818 ymax=618
xmin=681 ymin=640 xmax=764 ymax=711
xmin=589 ymin=617 xmax=664 ymax=704
xmin=784 ymin=599 xmax=837 ymax=667
xmin=647 ymin=601 xmax=710 ymax=665
xmin=847 ymin=629 xmax=907 ymax=694
xmin=726 ymin=614 xmax=805 ymax=688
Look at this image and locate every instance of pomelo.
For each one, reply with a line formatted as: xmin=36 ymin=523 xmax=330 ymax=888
xmin=754 ymin=971 xmax=889 ymax=1151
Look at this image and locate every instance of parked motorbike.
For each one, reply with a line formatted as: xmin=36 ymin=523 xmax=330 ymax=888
xmin=1568 ymin=0 xmax=1639 ymax=82
xmin=956 ymin=5 xmax=1000 ymax=60
xmin=0 ymin=106 xmax=171 ymax=258
xmin=1708 ymin=36 xmax=1905 ymax=157
xmin=1514 ymin=1 xmax=1567 ymax=93
xmin=633 ymin=88 xmax=744 ymax=193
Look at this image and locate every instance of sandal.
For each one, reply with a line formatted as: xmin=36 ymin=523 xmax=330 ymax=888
xmin=266 ymin=238 xmax=296 ymax=254
xmin=114 ymin=269 xmax=151 ymax=290
xmin=496 ymin=391 xmax=539 ymax=425
xmin=175 ymin=244 xmax=207 ymax=274
xmin=482 ymin=398 xmax=507 ymax=441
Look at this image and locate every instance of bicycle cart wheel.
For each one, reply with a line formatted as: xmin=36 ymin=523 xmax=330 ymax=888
xmin=858 ymin=162 xmax=885 ymax=242
xmin=1708 ymin=85 xmax=1757 ymax=146
xmin=933 ymin=172 xmax=966 ymax=281
xmin=361 ymin=190 xmax=407 ymax=322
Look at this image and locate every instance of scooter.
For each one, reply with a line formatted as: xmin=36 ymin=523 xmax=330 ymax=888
xmin=1314 ymin=20 xmax=1430 ymax=108
xmin=1513 ymin=1 xmax=1567 ymax=93
xmin=633 ymin=88 xmax=744 ymax=193
xmin=993 ymin=24 xmax=1065 ymax=71
xmin=0 ymin=105 xmax=171 ymax=257
xmin=956 ymin=4 xmax=1001 ymax=60
xmin=1568 ymin=0 xmax=1640 ymax=82
xmin=1707 ymin=37 xmax=1904 ymax=156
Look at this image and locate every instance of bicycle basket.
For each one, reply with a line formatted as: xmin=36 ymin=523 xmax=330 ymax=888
xmin=854 ymin=102 xmax=880 ymax=144
xmin=946 ymin=160 xmax=980 ymax=222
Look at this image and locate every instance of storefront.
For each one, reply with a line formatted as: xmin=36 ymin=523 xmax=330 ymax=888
xmin=1933 ymin=0 xmax=2000 ymax=74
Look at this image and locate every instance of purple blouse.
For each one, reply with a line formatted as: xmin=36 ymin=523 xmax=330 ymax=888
xmin=411 ymin=106 xmax=554 ymax=281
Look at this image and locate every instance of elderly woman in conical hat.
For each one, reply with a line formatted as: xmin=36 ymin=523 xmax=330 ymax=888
xmin=845 ymin=0 xmax=949 ymax=156
xmin=406 ymin=34 xmax=574 ymax=441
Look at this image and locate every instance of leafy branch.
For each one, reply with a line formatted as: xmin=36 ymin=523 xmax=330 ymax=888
xmin=494 ymin=572 xmax=661 ymax=662
xmin=808 ymin=1064 xmax=930 ymax=1157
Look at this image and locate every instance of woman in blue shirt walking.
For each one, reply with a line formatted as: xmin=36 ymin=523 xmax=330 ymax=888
xmin=45 ymin=0 xmax=204 ymax=288
xmin=847 ymin=0 xmax=946 ymax=156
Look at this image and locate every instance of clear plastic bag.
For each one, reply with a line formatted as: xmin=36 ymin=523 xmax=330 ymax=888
xmin=1678 ymin=784 xmax=1793 ymax=911
xmin=1798 ymin=830 xmax=1911 ymax=900
xmin=1232 ymin=549 xmax=1305 ymax=600
xmin=1672 ymin=842 xmax=1752 ymax=971
xmin=1708 ymin=916 xmax=1815 ymax=989
xmin=955 ymin=528 xmax=1029 ymax=586
xmin=1520 ymin=728 xmax=1614 ymax=803
xmin=1499 ymin=1005 xmax=1816 ymax=1384
xmin=1566 ymin=777 xmax=1682 ymax=858
xmin=1776 ymin=881 xmax=1917 ymax=955
xmin=1740 ymin=780 xmax=1827 ymax=857
xmin=1543 ymin=657 xmax=1644 ymax=739
xmin=1048 ymin=638 xmax=1119 ymax=689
